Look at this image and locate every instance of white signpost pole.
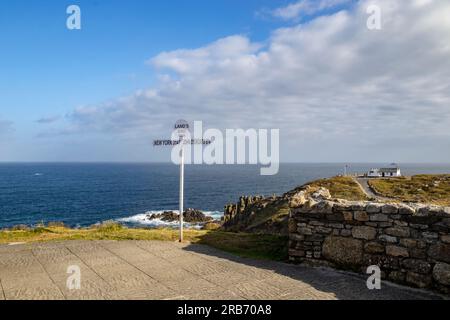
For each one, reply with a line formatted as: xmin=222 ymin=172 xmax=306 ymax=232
xmin=175 ymin=119 xmax=189 ymax=243
xmin=179 ymin=140 xmax=185 ymax=242
xmin=154 ymin=120 xmax=205 ymax=243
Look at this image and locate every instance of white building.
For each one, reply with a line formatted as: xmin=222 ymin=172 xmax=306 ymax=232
xmin=367 ymin=166 xmax=402 ymax=178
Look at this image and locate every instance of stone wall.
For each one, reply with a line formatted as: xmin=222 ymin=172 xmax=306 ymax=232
xmin=288 ymin=188 xmax=450 ymax=294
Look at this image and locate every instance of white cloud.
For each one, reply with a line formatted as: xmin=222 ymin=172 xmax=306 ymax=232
xmin=150 ymin=36 xmax=262 ymax=75
xmin=56 ymin=0 xmax=450 ymax=162
xmin=271 ymin=0 xmax=353 ymax=21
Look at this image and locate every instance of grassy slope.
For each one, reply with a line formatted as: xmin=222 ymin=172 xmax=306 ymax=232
xmin=223 ymin=198 xmax=290 ymax=234
xmin=246 ymin=202 xmax=290 ymax=231
xmin=0 ymin=223 xmax=288 ymax=261
xmin=307 ymin=176 xmax=369 ymax=201
xmin=368 ymin=174 xmax=450 ymax=206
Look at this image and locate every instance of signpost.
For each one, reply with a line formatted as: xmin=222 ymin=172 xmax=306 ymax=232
xmin=174 ymin=120 xmax=189 ymax=242
xmin=153 ymin=120 xmax=210 ymax=242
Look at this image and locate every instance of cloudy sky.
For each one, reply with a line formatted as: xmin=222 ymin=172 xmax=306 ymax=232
xmin=1 ymin=0 xmax=449 ymax=163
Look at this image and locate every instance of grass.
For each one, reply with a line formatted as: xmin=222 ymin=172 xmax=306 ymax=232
xmin=198 ymin=231 xmax=288 ymax=261
xmin=368 ymin=174 xmax=450 ymax=206
xmin=308 ymin=176 xmax=369 ymax=201
xmin=0 ymin=222 xmax=288 ymax=261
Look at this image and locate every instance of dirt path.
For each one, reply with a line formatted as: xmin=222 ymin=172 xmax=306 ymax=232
xmin=354 ymin=177 xmax=393 ymax=201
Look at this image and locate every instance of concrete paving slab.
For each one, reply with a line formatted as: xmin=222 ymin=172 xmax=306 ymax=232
xmin=0 ymin=240 xmax=445 ymax=300
xmin=0 ymin=280 xmax=5 ymax=300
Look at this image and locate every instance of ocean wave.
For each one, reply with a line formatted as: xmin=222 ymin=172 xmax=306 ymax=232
xmin=116 ymin=210 xmax=223 ymax=229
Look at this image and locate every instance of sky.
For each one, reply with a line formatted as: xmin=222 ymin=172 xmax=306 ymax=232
xmin=0 ymin=0 xmax=449 ymax=163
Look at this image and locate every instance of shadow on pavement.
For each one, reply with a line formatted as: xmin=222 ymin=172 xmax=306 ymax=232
xmin=182 ymin=242 xmax=444 ymax=300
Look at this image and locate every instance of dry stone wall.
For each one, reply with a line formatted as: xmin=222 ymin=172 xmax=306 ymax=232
xmin=288 ymin=188 xmax=450 ymax=294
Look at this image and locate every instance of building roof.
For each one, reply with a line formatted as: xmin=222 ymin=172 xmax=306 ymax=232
xmin=379 ymin=168 xmax=400 ymax=173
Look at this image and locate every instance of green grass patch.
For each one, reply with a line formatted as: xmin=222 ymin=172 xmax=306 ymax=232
xmin=198 ymin=231 xmax=288 ymax=261
xmin=308 ymin=176 xmax=369 ymax=201
xmin=0 ymin=222 xmax=288 ymax=261
xmin=369 ymin=175 xmax=450 ymax=205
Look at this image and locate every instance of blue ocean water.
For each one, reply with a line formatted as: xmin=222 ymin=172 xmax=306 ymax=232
xmin=0 ymin=163 xmax=449 ymax=229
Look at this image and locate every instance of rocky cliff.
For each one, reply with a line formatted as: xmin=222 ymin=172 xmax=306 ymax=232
xmin=222 ymin=195 xmax=289 ymax=234
xmin=221 ymin=185 xmax=328 ymax=235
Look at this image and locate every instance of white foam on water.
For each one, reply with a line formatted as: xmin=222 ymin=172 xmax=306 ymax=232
xmin=116 ymin=210 xmax=223 ymax=229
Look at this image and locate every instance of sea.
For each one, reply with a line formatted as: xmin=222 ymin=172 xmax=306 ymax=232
xmin=0 ymin=163 xmax=449 ymax=229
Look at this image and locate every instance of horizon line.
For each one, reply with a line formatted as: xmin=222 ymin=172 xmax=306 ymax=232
xmin=0 ymin=161 xmax=449 ymax=165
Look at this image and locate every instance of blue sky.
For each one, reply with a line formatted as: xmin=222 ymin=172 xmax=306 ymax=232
xmin=1 ymin=0 xmax=449 ymax=163
xmin=0 ymin=0 xmax=294 ymax=124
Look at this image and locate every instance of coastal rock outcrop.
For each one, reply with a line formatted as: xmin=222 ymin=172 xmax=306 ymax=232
xmin=221 ymin=186 xmax=333 ymax=235
xmin=223 ymin=195 xmax=289 ymax=234
xmin=146 ymin=209 xmax=213 ymax=223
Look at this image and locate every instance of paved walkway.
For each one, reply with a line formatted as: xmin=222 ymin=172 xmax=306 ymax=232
xmin=0 ymin=241 xmax=443 ymax=300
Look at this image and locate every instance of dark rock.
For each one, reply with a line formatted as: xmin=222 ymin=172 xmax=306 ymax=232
xmin=305 ymin=234 xmax=324 ymax=242
xmin=322 ymin=236 xmax=363 ymax=267
xmin=314 ymin=201 xmax=334 ymax=214
xmin=364 ymin=242 xmax=385 ymax=254
xmin=333 ymin=203 xmax=351 ymax=212
xmin=388 ymin=271 xmax=406 ymax=283
xmin=147 ymin=211 xmax=179 ymax=222
xmin=386 ymin=245 xmax=409 ymax=258
xmin=378 ymin=234 xmax=397 ymax=243
xmin=429 ymin=222 xmax=449 ymax=233
xmin=401 ymin=259 xmax=431 ymax=274
xmin=146 ymin=209 xmax=213 ymax=223
xmin=406 ymin=272 xmax=432 ymax=288
xmin=352 ymin=226 xmax=377 ymax=240
xmin=340 ymin=229 xmax=352 ymax=237
xmin=407 ymin=215 xmax=440 ymax=225
xmin=363 ymin=254 xmax=399 ymax=269
xmin=398 ymin=206 xmax=415 ymax=215
xmin=184 ymin=209 xmax=214 ymax=223
xmin=409 ymin=248 xmax=427 ymax=259
xmin=326 ymin=213 xmax=344 ymax=222
xmin=289 ymin=249 xmax=305 ymax=257
xmin=432 ymin=263 xmax=450 ymax=286
xmin=400 ymin=239 xmax=417 ymax=248
xmin=315 ymin=226 xmax=332 ymax=234
xmin=370 ymin=213 xmax=388 ymax=222
xmin=351 ymin=203 xmax=366 ymax=211
xmin=354 ymin=211 xmax=369 ymax=222
xmin=385 ymin=227 xmax=410 ymax=238
xmin=366 ymin=204 xmax=382 ymax=213
xmin=428 ymin=243 xmax=450 ymax=263
xmin=381 ymin=205 xmax=399 ymax=214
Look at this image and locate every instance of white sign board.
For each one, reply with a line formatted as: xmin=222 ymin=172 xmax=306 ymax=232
xmin=174 ymin=120 xmax=190 ymax=138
